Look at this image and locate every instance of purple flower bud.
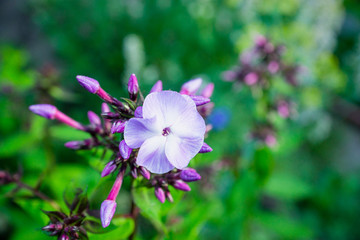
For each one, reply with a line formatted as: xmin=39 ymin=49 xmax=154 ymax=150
xmin=59 ymin=234 xmax=69 ymax=240
xmin=100 ymin=200 xmax=117 ymax=228
xmin=150 ymin=80 xmax=163 ymax=93
xmin=180 ymin=168 xmax=201 ymax=182
xmin=101 ymin=102 xmax=111 ymax=113
xmin=119 ymin=140 xmax=132 ymax=159
xmin=180 ymin=78 xmax=202 ymax=95
xmin=199 ymin=142 xmax=213 ymax=153
xmin=154 ymin=187 xmax=165 ymax=203
xmin=201 ymin=83 xmax=214 ymax=98
xmin=268 ymin=61 xmax=279 ymax=74
xmin=64 ymin=141 xmax=82 ymax=150
xmin=139 ymin=166 xmax=151 ymax=180
xmin=172 ymin=180 xmax=191 ymax=191
xmin=265 ymin=134 xmax=277 ymax=148
xmin=128 ymin=74 xmax=139 ymax=100
xmin=29 ymin=104 xmax=57 ymax=119
xmin=189 ymin=95 xmax=210 ymax=106
xmin=88 ymin=111 xmax=101 ymax=126
xmin=134 ymin=106 xmax=143 ymax=118
xmin=101 ymin=161 xmax=117 ymax=177
xmin=76 ymin=75 xmax=100 ymax=94
xmin=244 ymin=72 xmax=258 ymax=86
xmin=255 ymin=35 xmax=267 ymax=48
xmin=131 ymin=167 xmax=138 ymax=179
xmin=165 ymin=190 xmax=173 ymax=203
xmin=111 ymin=121 xmax=126 ymax=134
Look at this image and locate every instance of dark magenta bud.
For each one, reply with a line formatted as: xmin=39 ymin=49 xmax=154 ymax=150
xmin=111 ymin=120 xmax=126 ymax=134
xmin=139 ymin=166 xmax=150 ymax=180
xmin=88 ymin=111 xmax=101 ymax=126
xmin=128 ymin=74 xmax=139 ymax=101
xmin=101 ymin=161 xmax=117 ymax=177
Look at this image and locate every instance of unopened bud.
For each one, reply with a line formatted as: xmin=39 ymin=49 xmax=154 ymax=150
xmin=244 ymin=72 xmax=258 ymax=86
xmin=180 ymin=78 xmax=202 ymax=95
xmin=76 ymin=75 xmax=100 ymax=94
xmin=111 ymin=120 xmax=126 ymax=134
xmin=150 ymin=80 xmax=163 ymax=93
xmin=189 ymin=95 xmax=210 ymax=106
xmin=100 ymin=200 xmax=117 ymax=228
xmin=154 ymin=187 xmax=165 ymax=203
xmin=119 ymin=140 xmax=132 ymax=159
xmin=29 ymin=104 xmax=57 ymax=119
xmin=131 ymin=166 xmax=138 ymax=179
xmin=172 ymin=180 xmax=191 ymax=191
xmin=199 ymin=142 xmax=213 ymax=153
xmin=165 ymin=190 xmax=173 ymax=202
xmin=59 ymin=233 xmax=69 ymax=240
xmin=180 ymin=168 xmax=201 ymax=182
xmin=201 ymin=83 xmax=214 ymax=98
xmin=139 ymin=166 xmax=151 ymax=180
xmin=101 ymin=161 xmax=117 ymax=177
xmin=128 ymin=74 xmax=139 ymax=101
xmin=88 ymin=111 xmax=101 ymax=126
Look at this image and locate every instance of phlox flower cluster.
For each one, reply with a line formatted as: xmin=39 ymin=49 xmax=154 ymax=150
xmin=30 ymin=74 xmax=214 ymax=229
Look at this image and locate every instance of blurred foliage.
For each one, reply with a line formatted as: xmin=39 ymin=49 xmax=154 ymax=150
xmin=1 ymin=0 xmax=360 ymax=239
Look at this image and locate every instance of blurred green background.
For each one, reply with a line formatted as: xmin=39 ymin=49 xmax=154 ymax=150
xmin=1 ymin=0 xmax=360 ymax=239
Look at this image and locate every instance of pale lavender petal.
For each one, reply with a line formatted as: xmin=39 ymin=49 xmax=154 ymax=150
xmin=124 ymin=117 xmax=162 ymax=148
xmin=165 ymin=134 xmax=203 ymax=169
xmin=180 ymin=78 xmax=202 ymax=95
xmin=142 ymin=91 xmax=199 ymax=127
xmin=136 ymin=136 xmax=174 ymax=174
xmin=171 ymin=95 xmax=206 ymax=139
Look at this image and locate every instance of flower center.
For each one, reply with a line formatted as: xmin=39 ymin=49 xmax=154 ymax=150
xmin=162 ymin=127 xmax=171 ymax=136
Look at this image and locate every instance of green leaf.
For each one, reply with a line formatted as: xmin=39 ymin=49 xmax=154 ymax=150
xmin=251 ymin=147 xmax=274 ymax=185
xmin=87 ymin=217 xmax=134 ymax=240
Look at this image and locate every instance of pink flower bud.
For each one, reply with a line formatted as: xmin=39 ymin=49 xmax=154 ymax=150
xmin=101 ymin=161 xmax=117 ymax=177
xmin=199 ymin=142 xmax=213 ymax=153
xmin=100 ymin=200 xmax=117 ymax=228
xmin=139 ymin=166 xmax=151 ymax=180
xmin=180 ymin=78 xmax=202 ymax=95
xmin=150 ymin=80 xmax=163 ymax=93
xmin=29 ymin=104 xmax=57 ymax=119
xmin=119 ymin=140 xmax=132 ymax=159
xmin=172 ymin=180 xmax=191 ymax=191
xmin=88 ymin=111 xmax=101 ymax=126
xmin=165 ymin=191 xmax=173 ymax=203
xmin=180 ymin=168 xmax=201 ymax=182
xmin=154 ymin=187 xmax=165 ymax=203
xmin=111 ymin=121 xmax=126 ymax=134
xmin=268 ymin=61 xmax=279 ymax=74
xmin=128 ymin=74 xmax=139 ymax=100
xmin=201 ymin=83 xmax=214 ymax=98
xmin=244 ymin=72 xmax=258 ymax=86
xmin=189 ymin=95 xmax=210 ymax=106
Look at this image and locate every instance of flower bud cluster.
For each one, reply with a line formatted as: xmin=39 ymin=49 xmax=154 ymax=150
xmin=30 ymin=73 xmax=214 ymax=229
xmin=223 ymin=36 xmax=298 ymax=147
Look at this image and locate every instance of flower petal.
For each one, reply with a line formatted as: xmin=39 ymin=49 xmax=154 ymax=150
xmin=171 ymin=95 xmax=206 ymax=139
xmin=124 ymin=117 xmax=161 ymax=148
xmin=165 ymin=134 xmax=203 ymax=169
xmin=142 ymin=91 xmax=197 ymax=127
xmin=136 ymin=136 xmax=174 ymax=174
